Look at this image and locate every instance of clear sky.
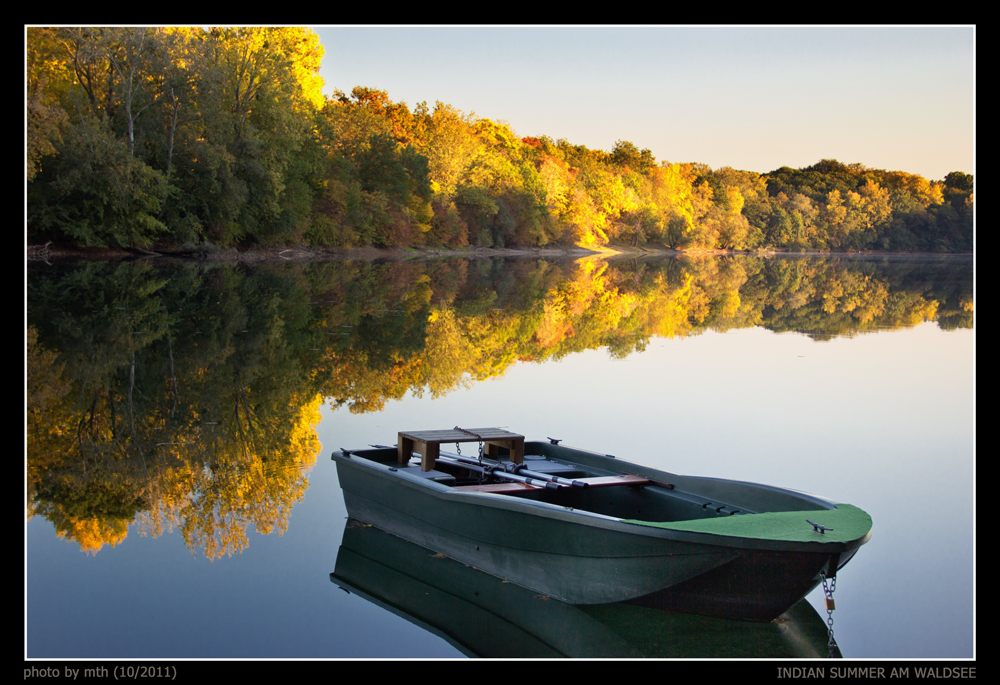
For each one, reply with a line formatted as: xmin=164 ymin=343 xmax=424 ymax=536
xmin=312 ymin=25 xmax=974 ymax=182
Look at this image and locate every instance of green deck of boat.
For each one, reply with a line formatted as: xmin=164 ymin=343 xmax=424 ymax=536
xmin=622 ymin=504 xmax=872 ymax=544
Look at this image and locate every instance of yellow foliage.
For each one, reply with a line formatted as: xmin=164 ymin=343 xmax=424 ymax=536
xmin=421 ymin=306 xmax=475 ymax=396
xmin=538 ymin=156 xmax=576 ymax=218
xmin=565 ymin=189 xmax=609 ymax=249
xmin=719 ymin=289 xmax=742 ymax=318
xmin=654 ymin=275 xmax=695 ymax=338
xmin=651 ymin=163 xmax=698 ymax=233
xmin=288 ymin=393 xmax=323 ymax=466
xmin=57 ymin=516 xmax=129 ymax=555
xmin=474 ymin=118 xmax=522 ymax=153
xmin=284 ymin=28 xmax=326 ymax=113
xmin=725 ymin=186 xmax=745 ymax=216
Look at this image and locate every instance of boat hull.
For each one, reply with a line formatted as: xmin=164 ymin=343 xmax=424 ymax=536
xmin=342 ymin=488 xmax=741 ymax=606
xmin=332 ymin=441 xmax=871 ymax=622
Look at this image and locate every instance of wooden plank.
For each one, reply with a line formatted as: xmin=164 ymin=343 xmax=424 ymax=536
xmin=400 ymin=427 xmax=522 ymax=443
xmin=453 ymin=482 xmax=536 ymax=493
xmin=576 ymin=474 xmax=650 ymax=488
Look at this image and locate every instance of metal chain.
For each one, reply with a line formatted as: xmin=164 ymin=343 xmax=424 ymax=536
xmin=454 ymin=426 xmax=482 ymax=439
xmin=820 ymin=571 xmax=838 ymax=658
xmin=454 ymin=426 xmax=487 ymax=472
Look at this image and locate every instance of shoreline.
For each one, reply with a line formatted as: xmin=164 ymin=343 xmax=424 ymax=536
xmin=26 ymin=242 xmax=974 ymax=263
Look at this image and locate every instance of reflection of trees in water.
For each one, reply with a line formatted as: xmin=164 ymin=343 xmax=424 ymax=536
xmin=134 ymin=394 xmax=322 ymax=560
xmin=317 ymin=255 xmax=971 ymax=412
xmin=743 ymin=257 xmax=972 ymax=340
xmin=27 ymin=256 xmax=971 ymax=553
xmin=27 ymin=262 xmax=322 ymax=558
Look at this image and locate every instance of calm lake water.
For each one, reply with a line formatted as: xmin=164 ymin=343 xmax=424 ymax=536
xmin=26 ymin=253 xmax=974 ymax=659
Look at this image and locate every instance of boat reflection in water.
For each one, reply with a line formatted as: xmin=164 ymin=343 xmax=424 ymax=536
xmin=331 ymin=518 xmax=842 ymax=658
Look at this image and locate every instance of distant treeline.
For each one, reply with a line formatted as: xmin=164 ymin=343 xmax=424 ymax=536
xmin=27 ymin=27 xmax=974 ymax=253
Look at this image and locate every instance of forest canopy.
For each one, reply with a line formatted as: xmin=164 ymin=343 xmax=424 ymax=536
xmin=26 ymin=27 xmax=973 ymax=253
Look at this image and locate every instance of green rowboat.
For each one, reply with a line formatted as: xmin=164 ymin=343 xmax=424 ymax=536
xmin=332 ymin=428 xmax=872 ymax=622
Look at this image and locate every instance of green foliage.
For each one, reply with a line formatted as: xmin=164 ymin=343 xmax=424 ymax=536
xmin=944 ymin=171 xmax=973 ymax=192
xmin=305 ymin=213 xmax=353 ymax=247
xmin=609 ymin=140 xmax=656 ymax=174
xmin=427 ymin=197 xmax=468 ymax=247
xmin=29 ymin=116 xmax=169 ymax=247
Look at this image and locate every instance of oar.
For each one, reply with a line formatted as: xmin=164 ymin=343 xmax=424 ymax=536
xmin=433 ymin=454 xmax=563 ymax=490
xmin=435 ymin=450 xmax=590 ymax=489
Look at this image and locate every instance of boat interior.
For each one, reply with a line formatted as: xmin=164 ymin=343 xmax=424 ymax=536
xmin=344 ymin=443 xmax=760 ymax=524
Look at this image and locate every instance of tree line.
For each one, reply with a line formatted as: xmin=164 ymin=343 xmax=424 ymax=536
xmin=27 ymin=27 xmax=974 ymax=253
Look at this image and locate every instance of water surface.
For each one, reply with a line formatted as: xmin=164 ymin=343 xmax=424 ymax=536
xmin=26 ymin=253 xmax=974 ymax=658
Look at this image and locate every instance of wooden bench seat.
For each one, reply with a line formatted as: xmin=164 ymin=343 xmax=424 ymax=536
xmin=399 ymin=427 xmax=524 ymax=472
